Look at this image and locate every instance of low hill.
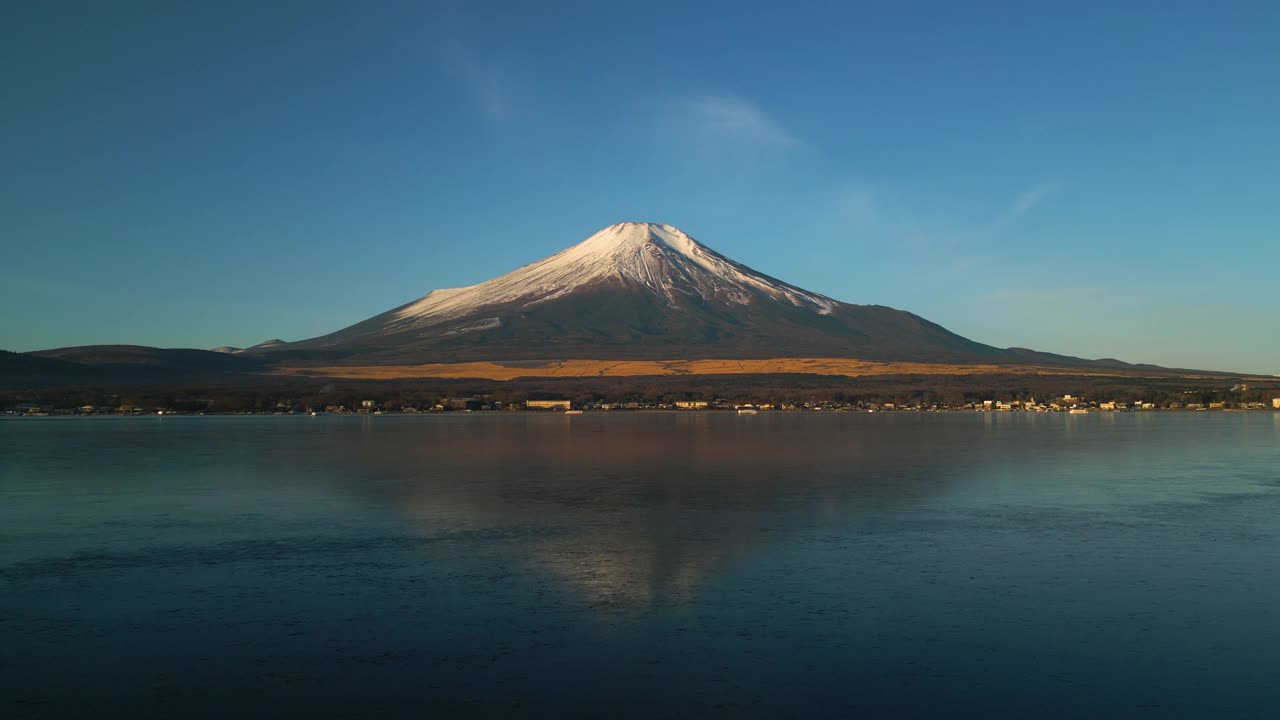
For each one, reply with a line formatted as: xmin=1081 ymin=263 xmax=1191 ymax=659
xmin=2 ymin=346 xmax=269 ymax=387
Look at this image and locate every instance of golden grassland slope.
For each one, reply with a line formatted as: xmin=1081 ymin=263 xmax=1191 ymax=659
xmin=267 ymin=357 xmax=1242 ymax=382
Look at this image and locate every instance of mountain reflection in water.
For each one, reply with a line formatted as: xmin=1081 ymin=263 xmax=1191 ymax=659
xmin=3 ymin=412 xmax=1280 ymax=718
xmin=326 ymin=413 xmax=986 ymax=609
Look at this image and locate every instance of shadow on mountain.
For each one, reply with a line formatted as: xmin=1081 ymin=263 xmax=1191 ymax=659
xmin=3 ymin=346 xmax=270 ymax=386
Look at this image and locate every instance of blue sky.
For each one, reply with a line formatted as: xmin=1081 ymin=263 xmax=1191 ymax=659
xmin=3 ymin=1 xmax=1277 ymax=373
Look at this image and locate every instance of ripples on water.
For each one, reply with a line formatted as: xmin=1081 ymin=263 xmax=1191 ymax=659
xmin=2 ymin=413 xmax=1279 ymax=717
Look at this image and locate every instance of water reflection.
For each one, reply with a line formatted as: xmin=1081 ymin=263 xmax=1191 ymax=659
xmin=5 ymin=412 xmax=1270 ymax=613
xmin=298 ymin=412 xmax=1253 ymax=609
xmin=6 ymin=413 xmax=1280 ymax=718
xmin=302 ymin=414 xmax=980 ymax=608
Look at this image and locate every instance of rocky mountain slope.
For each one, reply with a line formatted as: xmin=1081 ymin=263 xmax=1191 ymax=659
xmin=254 ymin=222 xmax=1018 ymax=365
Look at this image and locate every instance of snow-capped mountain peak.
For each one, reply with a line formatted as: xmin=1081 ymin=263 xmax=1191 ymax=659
xmin=248 ymin=221 xmax=1016 ymax=365
xmin=390 ymin=222 xmax=834 ymax=327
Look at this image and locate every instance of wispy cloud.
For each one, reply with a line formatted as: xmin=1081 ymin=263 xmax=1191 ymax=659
xmin=671 ymin=94 xmax=802 ymax=148
xmin=989 ymin=181 xmax=1062 ymax=233
xmin=980 ymin=285 xmax=1109 ymax=304
xmin=1013 ymin=182 xmax=1059 ymax=215
xmin=830 ymin=181 xmax=879 ymax=229
xmin=892 ymin=181 xmax=1064 ymax=255
xmin=806 ymin=180 xmax=1066 ymax=284
xmin=438 ymin=47 xmax=514 ymax=122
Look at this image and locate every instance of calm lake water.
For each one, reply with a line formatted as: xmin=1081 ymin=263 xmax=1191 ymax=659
xmin=3 ymin=412 xmax=1280 ymax=717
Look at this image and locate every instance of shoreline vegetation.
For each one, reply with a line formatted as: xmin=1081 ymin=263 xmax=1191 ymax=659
xmin=6 ymin=386 xmax=1278 ymax=417
xmin=5 ymin=361 xmax=1277 ymax=418
xmin=268 ymin=358 xmax=1267 ymax=382
xmin=7 ymin=408 xmax=1280 ymax=418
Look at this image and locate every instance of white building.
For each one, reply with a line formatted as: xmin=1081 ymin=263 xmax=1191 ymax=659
xmin=527 ymin=400 xmax=571 ymax=411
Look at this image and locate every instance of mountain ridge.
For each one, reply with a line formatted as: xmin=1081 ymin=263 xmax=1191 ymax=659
xmin=8 ymin=223 xmax=1258 ymax=382
xmin=250 ymin=222 xmax=1025 ymax=366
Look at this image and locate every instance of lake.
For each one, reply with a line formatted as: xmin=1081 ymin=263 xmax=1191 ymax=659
xmin=3 ymin=412 xmax=1279 ymax=717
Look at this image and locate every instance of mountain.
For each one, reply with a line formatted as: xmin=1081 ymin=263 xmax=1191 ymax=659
xmin=8 ymin=223 xmax=1258 ymax=385
xmin=254 ymin=222 xmax=1027 ymax=366
xmin=0 ymin=349 xmax=99 ymax=384
xmin=241 ymin=339 xmax=286 ymax=352
xmin=8 ymin=345 xmax=269 ymax=385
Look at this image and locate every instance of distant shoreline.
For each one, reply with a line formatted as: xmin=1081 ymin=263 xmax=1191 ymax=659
xmin=7 ymin=408 xmax=1279 ymax=419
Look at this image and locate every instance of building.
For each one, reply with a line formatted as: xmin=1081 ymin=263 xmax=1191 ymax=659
xmin=1273 ymin=398 xmax=1280 ymax=409
xmin=674 ymin=401 xmax=709 ymax=410
xmin=527 ymin=400 xmax=571 ymax=411
xmin=444 ymin=397 xmax=483 ymax=411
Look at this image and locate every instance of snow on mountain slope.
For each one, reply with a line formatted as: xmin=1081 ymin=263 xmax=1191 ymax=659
xmin=388 ymin=222 xmax=835 ymax=329
xmin=253 ymin=221 xmax=1027 ymax=364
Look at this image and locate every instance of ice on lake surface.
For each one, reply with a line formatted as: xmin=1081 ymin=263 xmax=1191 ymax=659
xmin=3 ymin=412 xmax=1280 ymax=717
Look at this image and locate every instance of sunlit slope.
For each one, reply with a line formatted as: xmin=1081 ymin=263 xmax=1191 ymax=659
xmin=270 ymin=357 xmax=1230 ymax=381
xmin=253 ymin=222 xmax=1014 ymax=365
